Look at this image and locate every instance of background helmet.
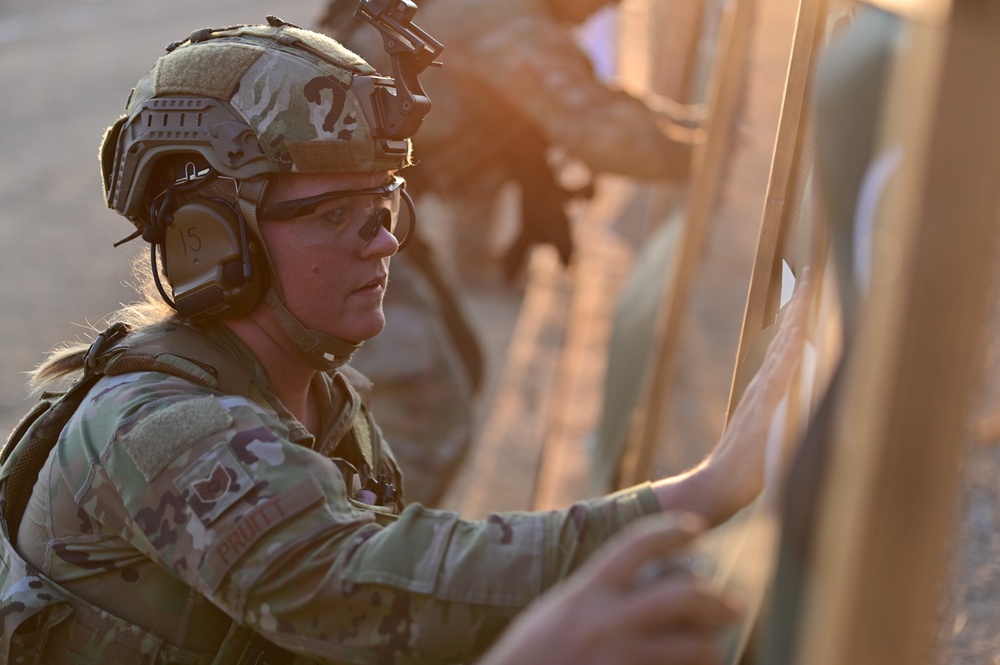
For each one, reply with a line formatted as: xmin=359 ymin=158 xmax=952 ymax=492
xmin=99 ymin=16 xmax=418 ymax=369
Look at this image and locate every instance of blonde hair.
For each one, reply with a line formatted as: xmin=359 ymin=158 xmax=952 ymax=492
xmin=30 ymin=169 xmax=245 ymax=393
xmin=28 ymin=255 xmax=183 ymax=393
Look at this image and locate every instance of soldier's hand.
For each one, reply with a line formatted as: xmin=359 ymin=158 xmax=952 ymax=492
xmin=651 ymin=269 xmax=813 ymax=526
xmin=647 ymin=93 xmax=709 ymax=130
xmin=476 ymin=513 xmax=742 ymax=665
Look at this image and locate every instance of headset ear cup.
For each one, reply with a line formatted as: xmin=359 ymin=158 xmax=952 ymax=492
xmin=162 ymin=198 xmax=266 ymax=318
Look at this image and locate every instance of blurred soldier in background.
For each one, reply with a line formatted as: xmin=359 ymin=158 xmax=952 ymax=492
xmin=318 ymin=0 xmax=703 ymax=505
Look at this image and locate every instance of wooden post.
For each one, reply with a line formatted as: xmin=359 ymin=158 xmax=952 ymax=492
xmin=794 ymin=1 xmax=1000 ymax=663
xmin=532 ymin=0 xmax=718 ymax=508
xmin=725 ymin=0 xmax=851 ymax=419
xmin=617 ymin=0 xmax=759 ymax=487
xmin=462 ymin=2 xmax=723 ymax=513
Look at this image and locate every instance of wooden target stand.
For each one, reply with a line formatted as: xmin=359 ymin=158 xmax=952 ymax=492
xmin=697 ymin=0 xmax=1000 ymax=663
xmin=450 ymin=0 xmax=1000 ymax=661
xmin=608 ymin=0 xmax=1000 ymax=663
xmin=451 ymin=0 xmax=735 ymax=516
xmin=788 ymin=1 xmax=1000 ymax=663
xmin=612 ymin=0 xmax=762 ymax=489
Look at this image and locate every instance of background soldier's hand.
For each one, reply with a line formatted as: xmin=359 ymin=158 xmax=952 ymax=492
xmin=477 ymin=513 xmax=742 ymax=665
xmin=647 ymin=93 xmax=709 ymax=130
xmin=651 ymin=269 xmax=813 ymax=525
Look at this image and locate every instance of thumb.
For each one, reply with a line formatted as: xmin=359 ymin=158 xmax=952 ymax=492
xmin=581 ymin=512 xmax=707 ymax=590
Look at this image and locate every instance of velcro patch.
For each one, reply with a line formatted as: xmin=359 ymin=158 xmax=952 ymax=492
xmin=120 ymin=396 xmax=233 ymax=481
xmin=199 ymin=476 xmax=325 ymax=592
xmin=157 ymin=41 xmax=263 ymax=101
xmin=352 ymin=413 xmax=374 ymax=469
xmin=175 ymin=443 xmax=254 ymax=525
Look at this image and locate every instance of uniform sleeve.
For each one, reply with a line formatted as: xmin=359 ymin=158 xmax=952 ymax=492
xmin=65 ymin=373 xmax=661 ymax=664
xmin=454 ymin=12 xmax=694 ymax=180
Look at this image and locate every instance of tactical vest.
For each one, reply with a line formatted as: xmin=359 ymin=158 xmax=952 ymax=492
xmin=0 ymin=322 xmax=401 ymax=664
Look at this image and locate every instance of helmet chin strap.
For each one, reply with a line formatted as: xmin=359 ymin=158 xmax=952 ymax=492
xmin=264 ymin=290 xmax=362 ymax=371
xmin=238 ymin=193 xmax=363 ymax=372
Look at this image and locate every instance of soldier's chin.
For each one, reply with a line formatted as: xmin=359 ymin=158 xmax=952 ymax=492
xmin=368 ymin=319 xmax=388 ymax=342
xmin=340 ymin=312 xmax=387 ymax=344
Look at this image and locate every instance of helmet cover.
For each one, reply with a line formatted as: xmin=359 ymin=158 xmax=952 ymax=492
xmin=101 ymin=19 xmax=411 ymax=227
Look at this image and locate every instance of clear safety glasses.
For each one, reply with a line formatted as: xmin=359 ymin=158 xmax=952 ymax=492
xmin=260 ymin=175 xmax=416 ymax=249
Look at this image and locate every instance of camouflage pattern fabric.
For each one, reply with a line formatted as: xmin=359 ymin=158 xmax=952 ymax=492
xmin=7 ymin=323 xmax=661 ymax=663
xmin=322 ymin=0 xmax=693 ymax=191
xmin=349 ymin=251 xmax=477 ymax=507
xmin=124 ymin=21 xmax=402 ymax=173
xmin=102 ymin=20 xmax=411 ymax=232
xmin=418 ymin=0 xmax=692 ymax=182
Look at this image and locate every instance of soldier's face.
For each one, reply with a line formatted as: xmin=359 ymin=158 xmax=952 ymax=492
xmin=260 ymin=171 xmax=399 ymax=343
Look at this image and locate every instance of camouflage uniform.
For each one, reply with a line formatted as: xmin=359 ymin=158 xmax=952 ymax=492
xmin=6 ymin=322 xmax=659 ymax=663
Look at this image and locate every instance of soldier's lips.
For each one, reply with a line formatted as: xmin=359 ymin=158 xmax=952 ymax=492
xmin=352 ymin=275 xmax=387 ymax=296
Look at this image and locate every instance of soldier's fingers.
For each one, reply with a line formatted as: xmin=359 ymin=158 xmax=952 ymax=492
xmin=581 ymin=513 xmax=708 ymax=590
xmin=621 ymin=578 xmax=743 ymax=632
xmin=733 ymin=270 xmax=812 ymax=419
xmin=622 ymin=631 xmax=727 ymax=665
xmin=760 ymin=268 xmax=812 ymax=378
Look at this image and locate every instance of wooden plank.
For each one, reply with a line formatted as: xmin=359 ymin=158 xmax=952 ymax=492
xmin=463 ymin=2 xmax=728 ymax=512
xmin=795 ymin=2 xmax=1000 ymax=662
xmin=648 ymin=0 xmax=708 ymax=103
xmin=617 ymin=0 xmax=759 ymax=487
xmin=685 ymin=2 xmax=855 ymax=662
xmin=617 ymin=0 xmax=702 ymax=99
xmin=531 ymin=186 xmax=635 ymax=510
xmin=725 ymin=0 xmax=844 ymax=418
xmin=455 ymin=251 xmax=572 ymax=517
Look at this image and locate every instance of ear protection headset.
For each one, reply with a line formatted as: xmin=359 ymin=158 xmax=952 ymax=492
xmin=142 ymin=159 xmax=268 ymax=319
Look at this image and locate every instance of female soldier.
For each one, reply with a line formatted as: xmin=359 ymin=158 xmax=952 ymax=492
xmin=0 ymin=17 xmax=806 ymax=664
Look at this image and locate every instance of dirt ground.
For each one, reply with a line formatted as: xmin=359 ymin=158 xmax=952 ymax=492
xmin=1 ymin=0 xmax=997 ymax=662
xmin=0 ymin=0 xmax=304 ymax=429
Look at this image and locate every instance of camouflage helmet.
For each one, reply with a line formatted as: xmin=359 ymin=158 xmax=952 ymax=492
xmin=101 ymin=16 xmax=412 ymax=227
